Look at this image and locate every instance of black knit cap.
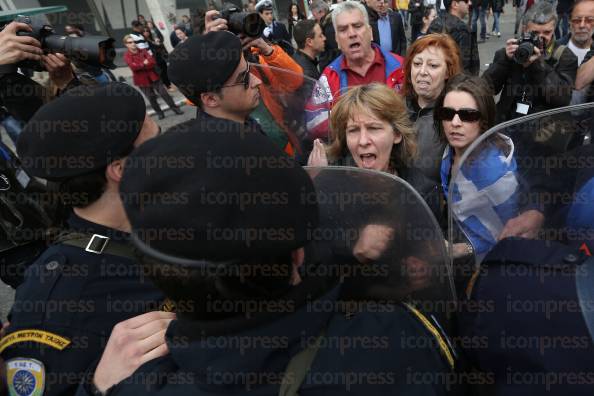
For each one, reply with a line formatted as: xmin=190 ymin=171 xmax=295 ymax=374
xmin=17 ymin=82 xmax=146 ymax=181
xmin=168 ymin=31 xmax=243 ymax=103
xmin=120 ymin=120 xmax=319 ymax=263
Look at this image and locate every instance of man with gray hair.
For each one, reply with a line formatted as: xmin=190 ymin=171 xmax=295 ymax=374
xmin=483 ymin=1 xmax=577 ymax=122
xmin=305 ymin=1 xmax=405 ymax=139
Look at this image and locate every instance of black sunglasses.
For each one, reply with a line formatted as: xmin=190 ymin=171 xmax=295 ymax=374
xmin=221 ymin=63 xmax=252 ymax=89
xmin=436 ymin=107 xmax=481 ymax=122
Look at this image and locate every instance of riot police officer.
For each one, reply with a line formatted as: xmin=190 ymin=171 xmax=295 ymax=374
xmin=1 ymin=83 xmax=165 ymax=395
xmin=77 ymin=121 xmax=457 ymax=395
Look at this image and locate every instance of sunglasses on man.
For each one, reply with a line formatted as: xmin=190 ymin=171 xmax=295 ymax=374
xmin=220 ymin=63 xmax=252 ymax=89
xmin=435 ymin=107 xmax=482 ymax=122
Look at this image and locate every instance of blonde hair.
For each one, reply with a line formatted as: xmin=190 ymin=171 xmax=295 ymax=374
xmin=328 ymin=83 xmax=416 ymax=171
xmin=122 ymin=34 xmax=135 ymax=45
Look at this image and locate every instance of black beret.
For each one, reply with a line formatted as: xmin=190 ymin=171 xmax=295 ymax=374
xmin=167 ymin=31 xmax=242 ymax=102
xmin=17 ymin=82 xmax=146 ymax=181
xmin=121 ymin=121 xmax=319 ymax=263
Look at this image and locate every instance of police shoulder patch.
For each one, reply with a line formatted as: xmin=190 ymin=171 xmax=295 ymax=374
xmin=6 ymin=358 xmax=45 ymax=396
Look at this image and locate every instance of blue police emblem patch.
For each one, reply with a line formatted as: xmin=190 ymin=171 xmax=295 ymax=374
xmin=6 ymin=358 xmax=45 ymax=396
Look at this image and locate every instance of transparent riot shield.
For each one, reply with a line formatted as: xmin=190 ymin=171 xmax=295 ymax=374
xmin=448 ymin=102 xmax=594 ymax=266
xmin=249 ymin=64 xmax=330 ymax=161
xmin=305 ymin=166 xmax=456 ymax=327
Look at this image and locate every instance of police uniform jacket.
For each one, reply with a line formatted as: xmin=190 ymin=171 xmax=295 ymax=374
xmin=1 ymin=214 xmax=164 ymax=396
xmin=77 ymin=286 xmax=455 ymax=396
xmin=458 ymin=238 xmax=594 ymax=395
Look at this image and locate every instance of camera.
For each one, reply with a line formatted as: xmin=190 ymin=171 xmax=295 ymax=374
xmin=12 ymin=15 xmax=116 ymax=70
xmin=513 ymin=31 xmax=544 ymax=64
xmin=218 ymin=4 xmax=266 ymax=37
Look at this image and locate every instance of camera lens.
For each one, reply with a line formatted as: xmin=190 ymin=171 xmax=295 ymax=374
xmin=514 ymin=42 xmax=534 ymax=64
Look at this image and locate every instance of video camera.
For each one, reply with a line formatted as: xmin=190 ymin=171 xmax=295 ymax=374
xmin=11 ymin=15 xmax=116 ymax=71
xmin=513 ymin=31 xmax=544 ymax=64
xmin=218 ymin=4 xmax=266 ymax=37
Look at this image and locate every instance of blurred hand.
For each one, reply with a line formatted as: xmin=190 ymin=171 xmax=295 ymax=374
xmin=204 ymin=10 xmax=228 ymax=33
xmin=353 ymin=224 xmax=394 ymax=264
xmin=239 ymin=35 xmax=274 ymax=55
xmin=0 ymin=321 xmax=9 ymax=338
xmin=93 ymin=311 xmax=176 ymax=393
xmin=307 ymin=139 xmax=328 ymax=167
xmin=41 ymin=53 xmax=74 ymax=90
xmin=523 ymin=45 xmax=542 ymax=68
xmin=498 ymin=209 xmax=544 ymax=240
xmin=505 ymin=38 xmax=519 ymax=60
xmin=143 ymin=59 xmax=149 ymax=65
xmin=0 ymin=21 xmax=43 ymax=65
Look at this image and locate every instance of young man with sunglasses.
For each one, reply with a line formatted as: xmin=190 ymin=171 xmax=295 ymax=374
xmin=168 ymin=27 xmax=304 ymax=156
xmin=427 ymin=0 xmax=480 ymax=75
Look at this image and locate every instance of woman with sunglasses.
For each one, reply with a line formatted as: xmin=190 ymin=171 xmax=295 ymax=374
xmin=436 ymin=74 xmax=519 ymax=260
xmin=403 ymin=34 xmax=462 ymax=188
xmin=307 ymin=83 xmax=442 ymax=218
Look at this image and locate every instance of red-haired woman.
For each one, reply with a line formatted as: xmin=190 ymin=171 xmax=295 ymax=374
xmin=402 ymin=33 xmax=462 ymax=186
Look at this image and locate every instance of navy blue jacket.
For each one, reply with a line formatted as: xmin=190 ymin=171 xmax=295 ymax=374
xmin=78 ymin=287 xmax=455 ymax=395
xmin=1 ymin=214 xmax=164 ymax=396
xmin=458 ymin=238 xmax=594 ymax=396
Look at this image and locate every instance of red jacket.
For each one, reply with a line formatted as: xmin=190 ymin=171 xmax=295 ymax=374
xmin=124 ymin=48 xmax=159 ymax=87
xmin=305 ymin=45 xmax=404 ymax=141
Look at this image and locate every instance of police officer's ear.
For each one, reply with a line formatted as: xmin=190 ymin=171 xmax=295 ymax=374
xmin=290 ymin=247 xmax=305 ymax=286
xmin=200 ymin=91 xmax=222 ymax=109
xmin=105 ymin=159 xmax=126 ymax=184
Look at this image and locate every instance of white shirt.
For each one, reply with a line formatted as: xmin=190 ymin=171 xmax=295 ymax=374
xmin=568 ymin=39 xmax=590 ymax=66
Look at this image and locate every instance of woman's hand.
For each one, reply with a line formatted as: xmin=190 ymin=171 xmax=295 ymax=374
xmin=307 ymin=139 xmax=328 ymax=167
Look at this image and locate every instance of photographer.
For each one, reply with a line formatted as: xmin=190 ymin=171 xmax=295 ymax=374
xmin=0 ymin=21 xmax=76 ymax=90
xmin=483 ymin=1 xmax=577 ymax=123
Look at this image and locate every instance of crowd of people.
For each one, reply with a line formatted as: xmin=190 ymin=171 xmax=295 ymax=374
xmin=1 ymin=0 xmax=594 ymax=394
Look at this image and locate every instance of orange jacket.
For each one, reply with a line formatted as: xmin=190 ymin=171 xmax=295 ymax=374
xmin=185 ymin=45 xmax=305 ymax=156
xmin=251 ymin=44 xmax=304 ymax=156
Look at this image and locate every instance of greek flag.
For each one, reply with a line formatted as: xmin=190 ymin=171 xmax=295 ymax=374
xmin=441 ymin=135 xmax=520 ymax=258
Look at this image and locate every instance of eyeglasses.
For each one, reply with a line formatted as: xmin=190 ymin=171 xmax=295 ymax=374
xmin=220 ymin=63 xmax=252 ymax=89
xmin=570 ymin=16 xmax=594 ymax=25
xmin=435 ymin=107 xmax=481 ymax=122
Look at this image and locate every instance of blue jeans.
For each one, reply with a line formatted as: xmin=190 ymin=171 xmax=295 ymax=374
xmin=471 ymin=6 xmax=487 ymax=40
xmin=555 ymin=13 xmax=569 ymax=39
xmin=399 ymin=10 xmax=409 ymax=28
xmin=492 ymin=11 xmax=501 ymax=33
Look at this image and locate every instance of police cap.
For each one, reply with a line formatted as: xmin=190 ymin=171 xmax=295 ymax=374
xmin=256 ymin=0 xmax=273 ymax=12
xmin=17 ymin=82 xmax=145 ymax=181
xmin=120 ymin=121 xmax=319 ymax=263
xmin=168 ymin=31 xmax=242 ymax=103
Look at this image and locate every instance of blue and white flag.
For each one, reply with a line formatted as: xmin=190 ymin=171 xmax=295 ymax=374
xmin=441 ymin=134 xmax=520 ymax=258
